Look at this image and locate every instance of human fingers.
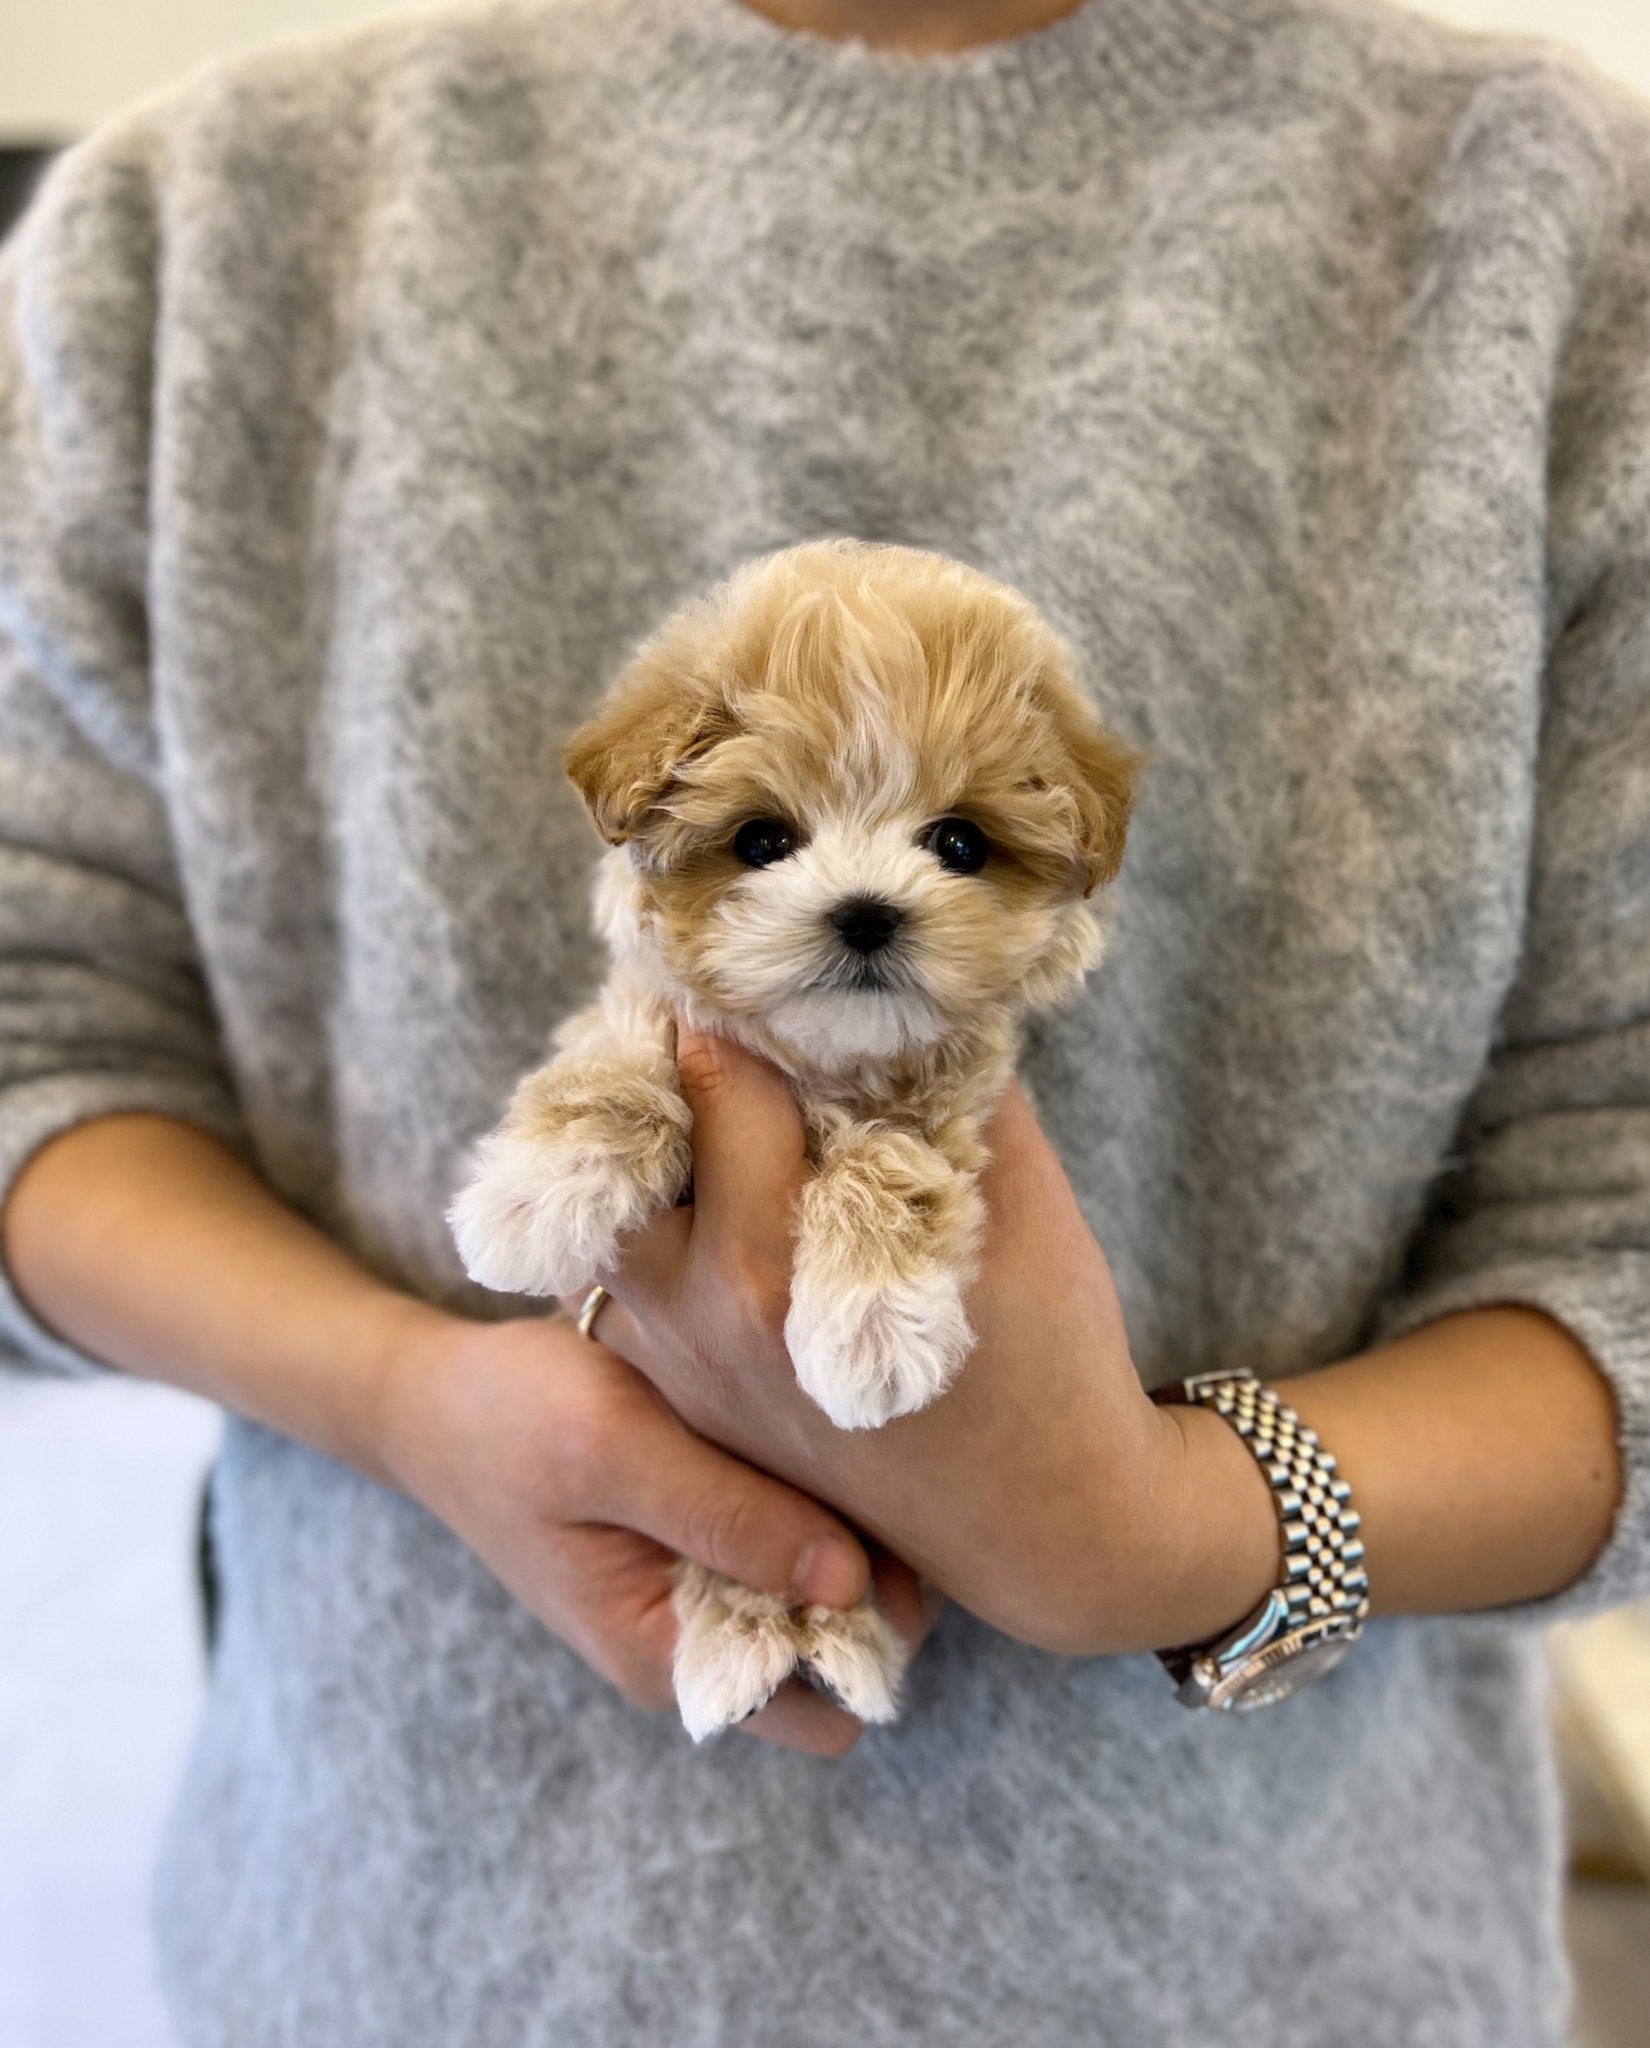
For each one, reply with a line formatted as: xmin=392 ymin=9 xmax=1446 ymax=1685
xmin=737 ymin=1677 xmax=865 ymax=1757
xmin=868 ymin=1547 xmax=948 ymax=1653
xmin=673 ymin=1026 xmax=810 ymax=1270
xmin=554 ymin=1526 xmax=864 ymax=1757
xmin=979 ymin=1077 xmax=1054 ymax=1183
xmin=560 ymin=1027 xmax=807 ymax=1322
xmin=573 ymin=1378 xmax=869 ymax=1610
xmin=579 ymin=1202 xmax=694 ymax=1321
xmin=555 ymin=1287 xmax=645 ymax=1361
xmin=379 ymin=1318 xmax=873 ymax=1750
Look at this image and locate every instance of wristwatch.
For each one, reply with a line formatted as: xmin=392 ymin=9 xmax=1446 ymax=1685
xmin=1150 ymin=1368 xmax=1370 ymax=1711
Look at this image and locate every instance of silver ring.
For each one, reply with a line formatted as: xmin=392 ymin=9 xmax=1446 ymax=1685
xmin=575 ymin=1284 xmax=611 ymax=1342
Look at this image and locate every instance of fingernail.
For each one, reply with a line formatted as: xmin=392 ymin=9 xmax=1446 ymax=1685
xmin=794 ymin=1539 xmax=862 ymax=1609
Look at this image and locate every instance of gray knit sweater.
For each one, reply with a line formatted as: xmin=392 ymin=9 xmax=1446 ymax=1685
xmin=4 ymin=0 xmax=1650 ymax=2040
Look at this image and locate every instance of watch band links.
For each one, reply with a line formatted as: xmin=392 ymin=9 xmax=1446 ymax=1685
xmin=1152 ymin=1369 xmax=1371 ymax=1690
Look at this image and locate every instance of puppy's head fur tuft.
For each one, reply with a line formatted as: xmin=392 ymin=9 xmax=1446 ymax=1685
xmin=563 ymin=658 xmax=735 ymax=850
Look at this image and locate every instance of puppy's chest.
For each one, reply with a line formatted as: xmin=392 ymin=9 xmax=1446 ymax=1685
xmin=793 ymin=1060 xmax=997 ymax=1163
xmin=798 ymin=1081 xmax=930 ymax=1149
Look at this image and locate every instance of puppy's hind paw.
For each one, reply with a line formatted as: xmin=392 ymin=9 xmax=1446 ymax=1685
xmin=447 ymin=1129 xmax=648 ymax=1298
xmin=671 ymin=1574 xmax=802 ymax=1743
xmin=798 ymin=1601 xmax=909 ymax=1725
xmin=785 ymin=1267 xmax=972 ymax=1430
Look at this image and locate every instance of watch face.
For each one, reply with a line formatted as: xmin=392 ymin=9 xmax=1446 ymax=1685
xmin=1211 ymin=1631 xmax=1355 ymax=1712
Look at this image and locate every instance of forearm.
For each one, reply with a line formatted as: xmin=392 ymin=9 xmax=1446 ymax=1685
xmin=1160 ymin=1303 xmax=1625 ymax=1649
xmin=0 ymin=1112 xmax=447 ymax=1485
xmin=0 ymin=1111 xmax=902 ymax=1757
xmin=539 ymin=1042 xmax=1634 ymax=1664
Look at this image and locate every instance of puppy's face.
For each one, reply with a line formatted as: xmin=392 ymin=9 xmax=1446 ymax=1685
xmin=566 ymin=543 xmax=1140 ymax=1067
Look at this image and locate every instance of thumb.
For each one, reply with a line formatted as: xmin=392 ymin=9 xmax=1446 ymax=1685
xmin=621 ymin=1397 xmax=869 ymax=1608
xmin=980 ymin=1077 xmax=1066 ymax=1208
xmin=675 ymin=1024 xmax=810 ymax=1258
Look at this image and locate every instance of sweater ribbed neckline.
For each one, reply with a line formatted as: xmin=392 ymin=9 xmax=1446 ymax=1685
xmin=595 ymin=0 xmax=1302 ymax=176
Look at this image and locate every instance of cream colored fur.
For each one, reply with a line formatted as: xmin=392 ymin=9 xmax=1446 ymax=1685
xmin=450 ymin=540 xmax=1139 ymax=1738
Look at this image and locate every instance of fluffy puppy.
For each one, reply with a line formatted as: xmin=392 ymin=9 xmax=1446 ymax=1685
xmin=450 ymin=539 xmax=1140 ymax=1739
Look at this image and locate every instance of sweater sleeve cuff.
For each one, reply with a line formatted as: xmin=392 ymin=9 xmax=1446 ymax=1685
xmin=1366 ymin=1251 xmax=1650 ymax=1633
xmin=0 ymin=1067 xmax=252 ymax=1380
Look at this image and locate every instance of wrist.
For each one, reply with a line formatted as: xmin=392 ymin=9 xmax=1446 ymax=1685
xmin=1029 ymin=1393 xmax=1280 ymax=1661
xmin=1140 ymin=1398 xmax=1281 ymax=1656
xmin=352 ymin=1290 xmax=472 ymax=1494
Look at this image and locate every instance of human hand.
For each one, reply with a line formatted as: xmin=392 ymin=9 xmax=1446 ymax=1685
xmin=376 ymin=1309 xmax=940 ymax=1755
xmin=562 ymin=1030 xmax=1280 ymax=1660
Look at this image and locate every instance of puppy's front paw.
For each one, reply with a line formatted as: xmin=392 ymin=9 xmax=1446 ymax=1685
xmin=448 ymin=1128 xmax=654 ymax=1297
xmin=785 ymin=1266 xmax=972 ymax=1430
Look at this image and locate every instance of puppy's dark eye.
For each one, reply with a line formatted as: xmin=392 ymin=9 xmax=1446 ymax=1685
xmin=733 ymin=818 xmax=796 ymax=868
xmin=924 ymin=816 xmax=989 ymax=875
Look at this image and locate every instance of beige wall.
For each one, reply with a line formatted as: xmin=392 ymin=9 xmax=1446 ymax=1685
xmin=1427 ymin=2 xmax=1650 ymax=97
xmin=1 ymin=0 xmax=1648 ymax=136
xmin=0 ymin=2 xmax=421 ymax=134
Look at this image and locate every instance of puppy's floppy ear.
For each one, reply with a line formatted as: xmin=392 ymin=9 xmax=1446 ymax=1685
xmin=564 ymin=646 xmax=734 ymax=847
xmin=1038 ymin=664 xmax=1146 ymax=898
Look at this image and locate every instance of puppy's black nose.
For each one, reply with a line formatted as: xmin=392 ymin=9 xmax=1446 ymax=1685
xmin=831 ymin=896 xmax=903 ymax=955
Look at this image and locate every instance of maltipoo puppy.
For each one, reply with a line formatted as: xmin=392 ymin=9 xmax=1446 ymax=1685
xmin=450 ymin=539 xmax=1140 ymax=1738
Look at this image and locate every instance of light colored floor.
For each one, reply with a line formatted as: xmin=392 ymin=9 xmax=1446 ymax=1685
xmin=3 ymin=1371 xmax=1648 ymax=2048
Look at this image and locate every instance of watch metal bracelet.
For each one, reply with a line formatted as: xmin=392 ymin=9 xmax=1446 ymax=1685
xmin=1151 ymin=1368 xmax=1371 ymax=1709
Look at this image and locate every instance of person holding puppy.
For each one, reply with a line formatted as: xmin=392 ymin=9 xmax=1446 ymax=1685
xmin=0 ymin=0 xmax=1644 ymax=2042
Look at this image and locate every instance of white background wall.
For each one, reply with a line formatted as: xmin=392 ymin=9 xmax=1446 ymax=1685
xmin=1 ymin=0 xmax=1649 ymax=135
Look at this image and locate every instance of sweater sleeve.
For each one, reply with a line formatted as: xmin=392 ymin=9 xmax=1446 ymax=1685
xmin=0 ymin=127 xmax=251 ymax=1381
xmin=1363 ymin=115 xmax=1650 ymax=1630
